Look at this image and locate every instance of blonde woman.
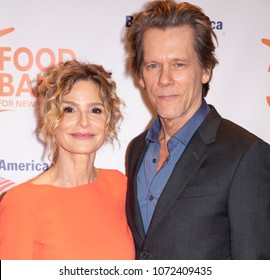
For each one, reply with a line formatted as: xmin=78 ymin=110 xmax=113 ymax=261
xmin=0 ymin=60 xmax=134 ymax=260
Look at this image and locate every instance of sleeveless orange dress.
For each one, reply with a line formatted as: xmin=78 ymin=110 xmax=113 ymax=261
xmin=0 ymin=169 xmax=135 ymax=259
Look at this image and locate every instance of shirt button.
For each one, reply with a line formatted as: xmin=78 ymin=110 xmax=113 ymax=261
xmin=152 ymin=158 xmax=156 ymax=163
xmin=149 ymin=195 xmax=154 ymax=201
xmin=140 ymin=250 xmax=149 ymax=259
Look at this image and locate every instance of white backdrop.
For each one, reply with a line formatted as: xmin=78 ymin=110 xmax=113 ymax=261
xmin=1 ymin=0 xmax=270 ymax=192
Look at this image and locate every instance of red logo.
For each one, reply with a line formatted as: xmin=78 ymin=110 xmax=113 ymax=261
xmin=262 ymin=38 xmax=270 ymax=48
xmin=0 ymin=27 xmax=15 ymax=37
xmin=262 ymin=38 xmax=270 ymax=107
xmin=0 ymin=26 xmax=76 ymax=112
xmin=0 ymin=27 xmax=15 ymax=112
xmin=0 ymin=177 xmax=16 ymax=194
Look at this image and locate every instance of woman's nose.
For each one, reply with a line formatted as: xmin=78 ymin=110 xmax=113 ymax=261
xmin=77 ymin=112 xmax=90 ymax=128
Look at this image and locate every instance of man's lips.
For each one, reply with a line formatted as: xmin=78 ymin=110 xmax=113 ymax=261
xmin=158 ymin=94 xmax=179 ymax=99
xmin=70 ymin=133 xmax=94 ymax=140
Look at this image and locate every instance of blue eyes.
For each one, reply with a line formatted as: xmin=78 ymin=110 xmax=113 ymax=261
xmin=175 ymin=63 xmax=184 ymax=67
xmin=147 ymin=64 xmax=159 ymax=69
xmin=146 ymin=63 xmax=185 ymax=70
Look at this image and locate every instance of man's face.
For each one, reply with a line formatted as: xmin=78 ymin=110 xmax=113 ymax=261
xmin=139 ymin=25 xmax=211 ymax=125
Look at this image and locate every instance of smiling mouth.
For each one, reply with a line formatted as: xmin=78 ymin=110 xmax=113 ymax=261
xmin=71 ymin=133 xmax=94 ymax=140
xmin=159 ymin=94 xmax=179 ymax=99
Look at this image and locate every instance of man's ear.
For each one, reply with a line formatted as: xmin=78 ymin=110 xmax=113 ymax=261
xmin=139 ymin=76 xmax=146 ymax=89
xmin=202 ymin=68 xmax=211 ymax=84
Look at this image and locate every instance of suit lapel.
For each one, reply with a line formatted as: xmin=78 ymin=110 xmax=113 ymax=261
xmin=126 ymin=132 xmax=148 ymax=243
xmin=146 ymin=107 xmax=221 ymax=237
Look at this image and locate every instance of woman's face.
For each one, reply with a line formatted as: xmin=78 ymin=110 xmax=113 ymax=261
xmin=55 ymin=80 xmax=108 ymax=157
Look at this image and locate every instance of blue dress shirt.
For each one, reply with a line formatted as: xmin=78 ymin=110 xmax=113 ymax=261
xmin=137 ymin=99 xmax=210 ymax=232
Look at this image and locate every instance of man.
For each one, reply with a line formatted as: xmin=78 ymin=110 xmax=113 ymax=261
xmin=125 ymin=0 xmax=270 ymax=259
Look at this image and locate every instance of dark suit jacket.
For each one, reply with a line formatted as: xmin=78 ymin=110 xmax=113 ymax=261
xmin=126 ymin=106 xmax=270 ymax=259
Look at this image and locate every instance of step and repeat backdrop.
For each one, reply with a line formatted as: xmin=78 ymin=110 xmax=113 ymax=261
xmin=1 ymin=0 xmax=270 ymax=193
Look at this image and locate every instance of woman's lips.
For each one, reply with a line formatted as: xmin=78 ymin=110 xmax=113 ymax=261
xmin=71 ymin=133 xmax=94 ymax=140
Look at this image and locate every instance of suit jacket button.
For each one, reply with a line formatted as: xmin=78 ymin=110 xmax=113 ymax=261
xmin=141 ymin=250 xmax=149 ymax=259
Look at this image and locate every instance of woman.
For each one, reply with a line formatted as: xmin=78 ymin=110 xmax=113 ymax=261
xmin=0 ymin=60 xmax=135 ymax=260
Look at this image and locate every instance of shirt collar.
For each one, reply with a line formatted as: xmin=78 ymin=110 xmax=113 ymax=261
xmin=145 ymin=98 xmax=210 ymax=146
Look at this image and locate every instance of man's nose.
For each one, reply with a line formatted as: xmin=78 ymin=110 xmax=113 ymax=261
xmin=158 ymin=66 xmax=173 ymax=87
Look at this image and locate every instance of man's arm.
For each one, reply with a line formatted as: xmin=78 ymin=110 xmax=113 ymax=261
xmin=229 ymin=141 xmax=270 ymax=259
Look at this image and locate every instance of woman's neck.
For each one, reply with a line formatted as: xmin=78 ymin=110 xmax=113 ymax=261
xmin=34 ymin=153 xmax=97 ymax=188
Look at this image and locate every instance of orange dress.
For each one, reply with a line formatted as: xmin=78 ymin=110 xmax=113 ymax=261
xmin=0 ymin=169 xmax=135 ymax=260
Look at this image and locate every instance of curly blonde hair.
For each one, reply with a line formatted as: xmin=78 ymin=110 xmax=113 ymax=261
xmin=37 ymin=60 xmax=124 ymax=162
